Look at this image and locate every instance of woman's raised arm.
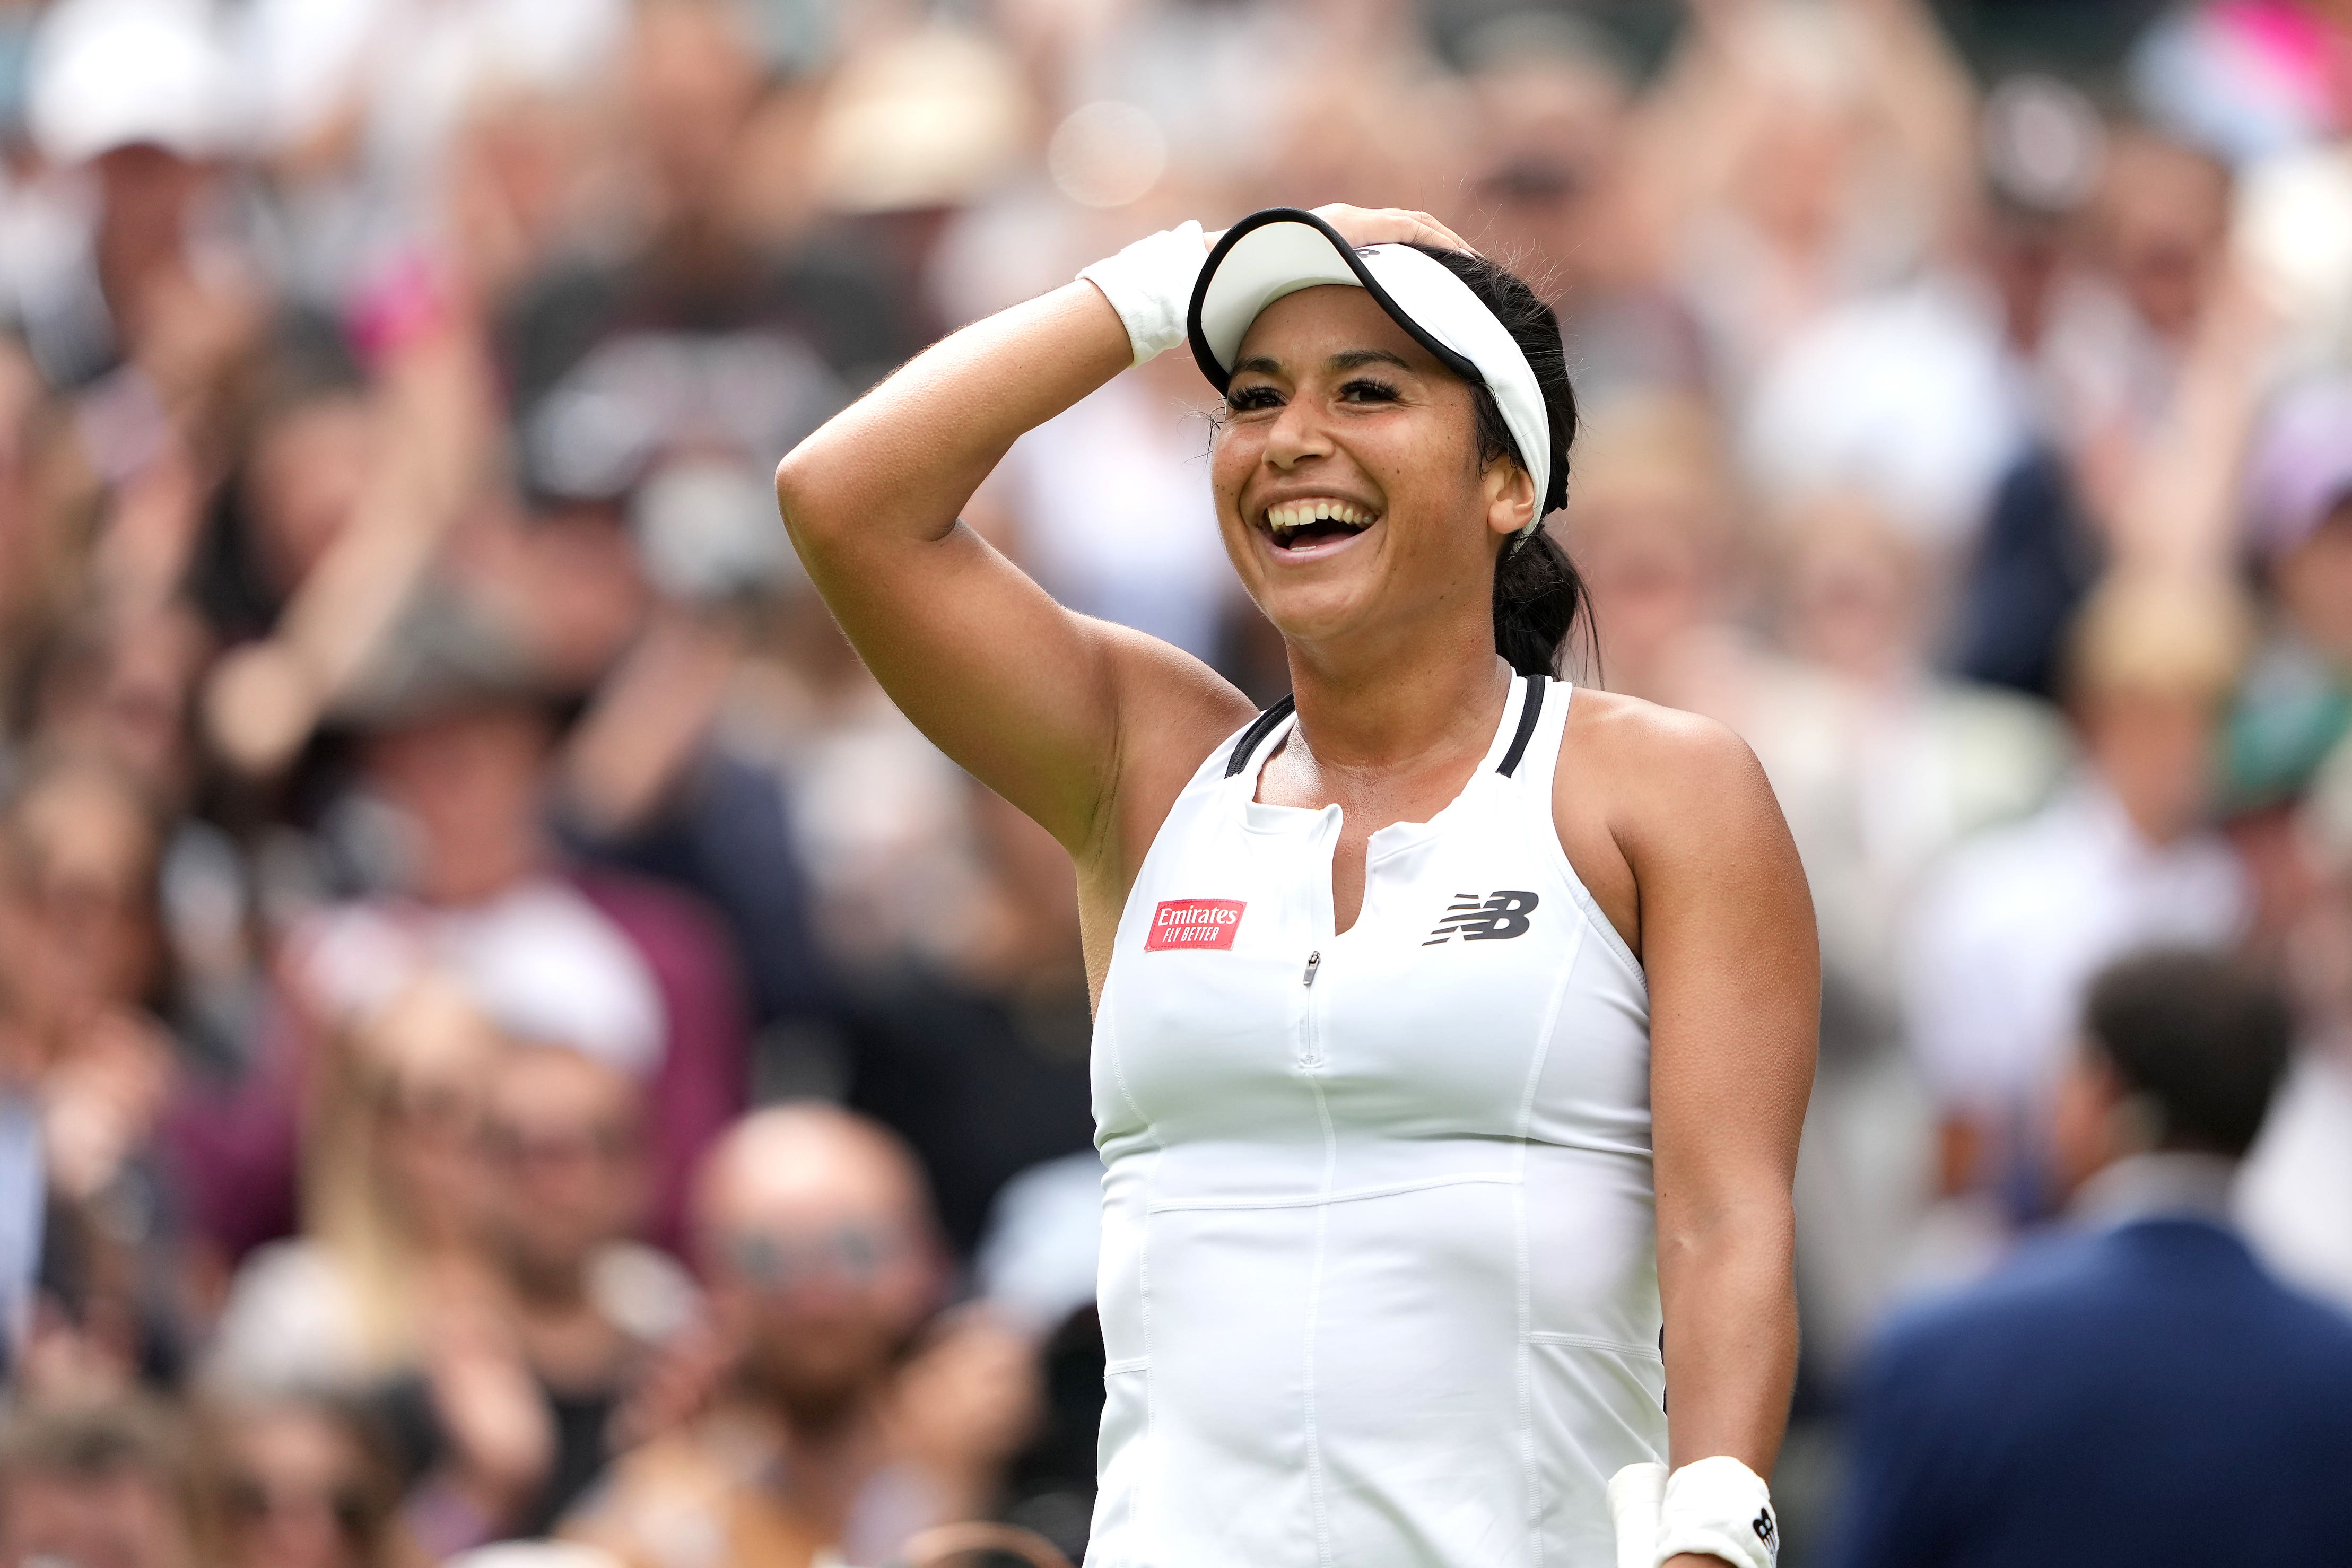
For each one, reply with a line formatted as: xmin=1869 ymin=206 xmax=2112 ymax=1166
xmin=773 ymin=275 xmax=1248 ymax=858
xmin=776 ymin=205 xmax=1477 ymax=863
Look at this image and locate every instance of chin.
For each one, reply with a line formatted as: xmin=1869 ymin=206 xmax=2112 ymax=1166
xmin=1253 ymin=574 xmax=1389 ymax=649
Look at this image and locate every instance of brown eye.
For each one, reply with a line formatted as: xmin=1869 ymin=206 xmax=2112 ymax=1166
xmin=1339 ymin=378 xmax=1399 ymax=403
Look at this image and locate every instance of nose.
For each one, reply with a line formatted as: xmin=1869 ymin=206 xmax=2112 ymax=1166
xmin=1263 ymin=393 xmax=1333 ymax=473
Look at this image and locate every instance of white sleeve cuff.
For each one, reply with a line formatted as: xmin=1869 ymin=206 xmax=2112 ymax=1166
xmin=1077 ymin=221 xmax=1208 ymax=367
xmin=1653 ymin=1455 xmax=1779 ymax=1568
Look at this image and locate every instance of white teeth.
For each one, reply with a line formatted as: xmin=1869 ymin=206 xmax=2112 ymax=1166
xmin=1264 ymin=499 xmax=1373 ymax=542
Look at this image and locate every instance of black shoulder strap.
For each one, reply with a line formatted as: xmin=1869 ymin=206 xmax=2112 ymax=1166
xmin=1496 ymin=674 xmax=1544 ymax=777
xmin=1224 ymin=694 xmax=1297 ymax=778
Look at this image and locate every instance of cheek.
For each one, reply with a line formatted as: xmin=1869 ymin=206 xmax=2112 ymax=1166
xmin=1208 ymin=424 xmax=1259 ymax=515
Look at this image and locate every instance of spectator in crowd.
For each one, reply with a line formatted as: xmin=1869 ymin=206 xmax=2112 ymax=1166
xmin=1553 ymin=391 xmax=1748 ymax=718
xmin=1462 ymin=14 xmax=1708 ymax=407
xmin=177 ymin=612 xmax=749 ymax=1259
xmin=206 ymin=980 xmax=502 ymax=1395
xmin=202 ymin=1393 xmax=425 ymax=1568
xmin=0 ymin=1395 xmax=204 ymax=1568
xmin=563 ymin=1105 xmax=1037 ymax=1568
xmin=838 ymin=785 xmax=1096 ymax=1262
xmin=2227 ymin=373 xmax=2352 ymax=811
xmin=0 ymin=751 xmax=181 ymax=1390
xmin=380 ymin=1042 xmax=691 ymax=1555
xmin=11 ymin=0 xmax=257 ymax=408
xmin=1902 ymin=574 xmax=2252 ymax=1223
xmin=1828 ymin=947 xmax=2352 ymax=1568
xmin=2237 ymin=722 xmax=2352 ymax=1313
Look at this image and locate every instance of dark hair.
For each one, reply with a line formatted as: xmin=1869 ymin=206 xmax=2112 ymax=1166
xmin=1408 ymin=245 xmax=1589 ymax=678
xmin=2083 ymin=948 xmax=2293 ymax=1158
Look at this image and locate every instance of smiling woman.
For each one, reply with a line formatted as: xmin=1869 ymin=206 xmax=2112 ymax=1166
xmin=773 ymin=204 xmax=1816 ymax=1568
xmin=1190 ymin=216 xmax=1586 ymax=683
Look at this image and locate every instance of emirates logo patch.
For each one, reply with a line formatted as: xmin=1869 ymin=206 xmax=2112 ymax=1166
xmin=1146 ymin=899 xmax=1245 ymax=951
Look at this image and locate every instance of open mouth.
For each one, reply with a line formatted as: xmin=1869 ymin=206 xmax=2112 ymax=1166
xmin=1261 ymin=498 xmax=1379 ymax=552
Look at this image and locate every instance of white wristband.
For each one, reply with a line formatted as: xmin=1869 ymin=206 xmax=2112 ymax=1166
xmin=1608 ymin=1462 xmax=1668 ymax=1568
xmin=1077 ymin=221 xmax=1208 ymax=366
xmin=1654 ymin=1456 xmax=1779 ymax=1568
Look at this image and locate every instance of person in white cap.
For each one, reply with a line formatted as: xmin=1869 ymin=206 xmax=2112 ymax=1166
xmin=775 ymin=203 xmax=1817 ymax=1568
xmin=15 ymin=0 xmax=249 ymax=395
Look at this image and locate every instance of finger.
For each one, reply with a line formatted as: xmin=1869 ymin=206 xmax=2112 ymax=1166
xmin=1403 ymin=211 xmax=1479 ymax=254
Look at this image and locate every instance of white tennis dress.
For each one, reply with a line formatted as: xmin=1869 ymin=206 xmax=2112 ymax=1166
xmin=1086 ymin=673 xmax=1663 ymax=1567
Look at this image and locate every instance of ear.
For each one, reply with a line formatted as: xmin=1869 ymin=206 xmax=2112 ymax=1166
xmin=2050 ymin=1040 xmax=2132 ymax=1199
xmin=1482 ymin=456 xmax=1539 ymax=541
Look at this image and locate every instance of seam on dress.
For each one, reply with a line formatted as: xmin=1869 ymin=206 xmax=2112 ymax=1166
xmin=1104 ymin=1007 xmax=1163 ymax=1568
xmin=1302 ymin=1060 xmax=1339 ymax=1568
xmin=1147 ymin=1172 xmax=1520 ymax=1213
xmin=1513 ymin=862 xmax=1584 ymax=1566
xmin=1536 ymin=684 xmax=1650 ymax=996
xmin=1525 ymin=1332 xmax=1666 ymax=1362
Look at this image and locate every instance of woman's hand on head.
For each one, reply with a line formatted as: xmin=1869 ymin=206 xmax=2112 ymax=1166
xmin=1206 ymin=205 xmax=1478 ymax=257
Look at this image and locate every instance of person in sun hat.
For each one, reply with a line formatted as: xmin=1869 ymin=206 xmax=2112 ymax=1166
xmin=774 ymin=204 xmax=1817 ymax=1567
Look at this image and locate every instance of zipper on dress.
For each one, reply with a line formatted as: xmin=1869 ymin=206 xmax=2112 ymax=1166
xmin=1297 ymin=949 xmax=1323 ymax=1069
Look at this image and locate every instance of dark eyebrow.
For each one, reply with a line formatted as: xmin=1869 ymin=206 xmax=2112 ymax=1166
xmin=1230 ymin=347 xmax=1412 ymax=380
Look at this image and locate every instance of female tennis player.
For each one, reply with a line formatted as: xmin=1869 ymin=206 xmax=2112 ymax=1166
xmin=776 ymin=205 xmax=1816 ymax=1568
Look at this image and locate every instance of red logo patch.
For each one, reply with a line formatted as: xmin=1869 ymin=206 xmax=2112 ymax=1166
xmin=1145 ymin=898 xmax=1245 ymax=951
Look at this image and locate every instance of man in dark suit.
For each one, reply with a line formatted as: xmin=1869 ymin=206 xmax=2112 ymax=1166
xmin=1828 ymin=948 xmax=2352 ymax=1568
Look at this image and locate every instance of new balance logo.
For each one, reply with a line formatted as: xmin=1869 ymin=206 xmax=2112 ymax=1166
xmin=1423 ymin=890 xmax=1539 ymax=945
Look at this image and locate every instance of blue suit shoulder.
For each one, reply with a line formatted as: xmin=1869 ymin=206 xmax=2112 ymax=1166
xmin=1831 ymin=1219 xmax=2352 ymax=1568
xmin=1875 ymin=1218 xmax=2352 ymax=1374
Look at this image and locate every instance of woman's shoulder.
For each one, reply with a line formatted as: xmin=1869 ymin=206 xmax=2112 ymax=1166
xmin=1557 ymin=685 xmax=1785 ymax=874
xmin=1561 ymin=685 xmax=1766 ymax=797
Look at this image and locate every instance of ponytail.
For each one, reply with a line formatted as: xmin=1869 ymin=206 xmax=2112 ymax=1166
xmin=1493 ymin=528 xmax=1589 ymax=678
xmin=1408 ymin=245 xmax=1589 ymax=680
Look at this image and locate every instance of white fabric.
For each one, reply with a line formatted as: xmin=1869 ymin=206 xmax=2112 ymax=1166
xmin=1087 ymin=676 xmax=1662 ymax=1566
xmin=1654 ymin=1456 xmax=1778 ymax=1568
xmin=1078 ymin=222 xmax=1208 ymax=367
xmin=1191 ymin=217 xmax=1553 ymax=533
xmin=1901 ymin=779 xmax=2249 ymax=1113
xmin=1609 ymin=1463 xmax=1667 ymax=1568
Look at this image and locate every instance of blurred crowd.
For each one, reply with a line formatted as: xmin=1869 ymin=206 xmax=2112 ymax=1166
xmin=3 ymin=0 xmax=2352 ymax=1564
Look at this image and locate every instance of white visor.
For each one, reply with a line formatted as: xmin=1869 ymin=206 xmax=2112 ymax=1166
xmin=1188 ymin=207 xmax=1558 ymax=532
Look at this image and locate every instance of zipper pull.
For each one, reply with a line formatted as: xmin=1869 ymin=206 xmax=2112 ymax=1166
xmin=1302 ymin=949 xmax=1322 ymax=986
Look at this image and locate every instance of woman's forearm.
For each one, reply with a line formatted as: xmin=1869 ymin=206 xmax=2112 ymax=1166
xmin=1658 ymin=1196 xmax=1799 ymax=1476
xmin=775 ymin=281 xmax=1132 ymax=553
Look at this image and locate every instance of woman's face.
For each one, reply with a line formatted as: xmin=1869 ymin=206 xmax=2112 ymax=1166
xmin=1209 ymin=286 xmax=1532 ymax=655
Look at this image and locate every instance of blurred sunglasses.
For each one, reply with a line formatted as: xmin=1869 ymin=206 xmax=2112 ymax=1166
xmin=484 ymin=1122 xmax=637 ymax=1166
xmin=224 ymin=1476 xmax=373 ymax=1540
xmin=720 ymin=1223 xmax=903 ymax=1291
